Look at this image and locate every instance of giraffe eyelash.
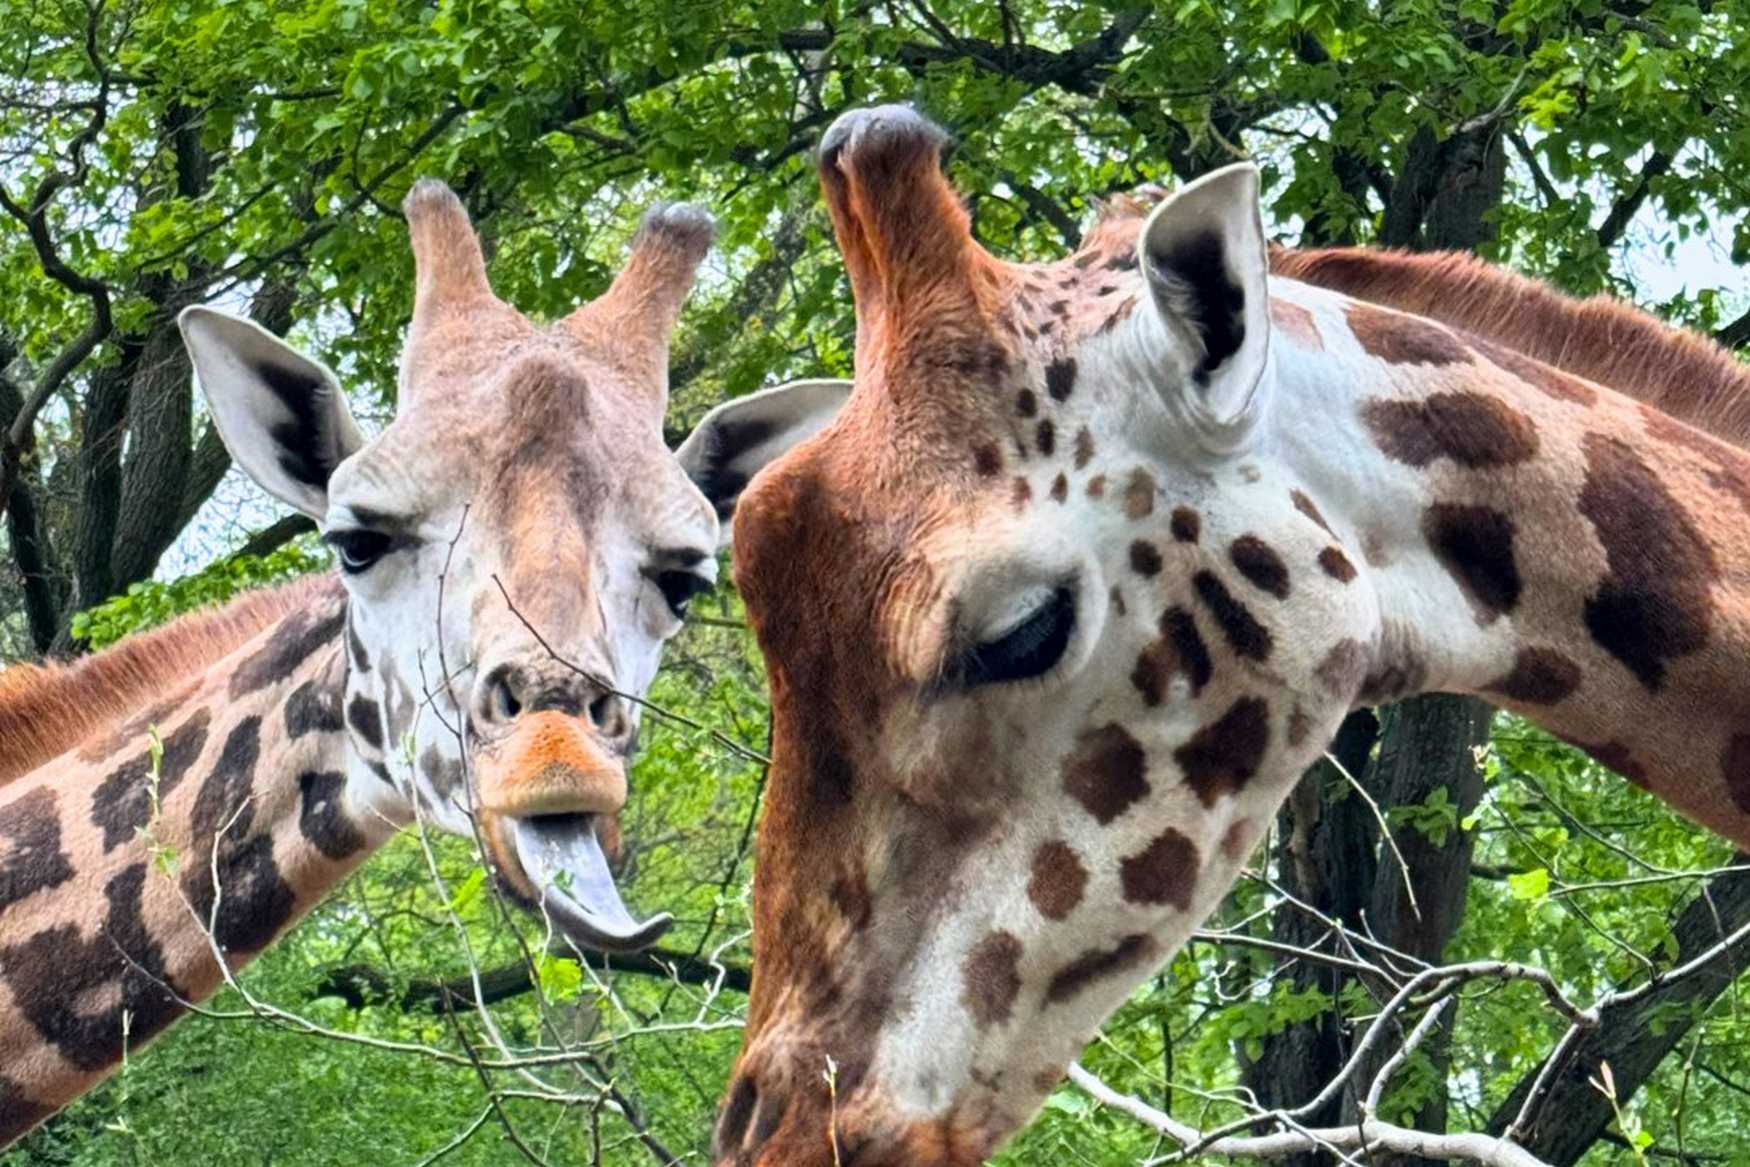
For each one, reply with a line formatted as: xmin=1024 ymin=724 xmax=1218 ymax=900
xmin=953 ymin=584 xmax=1078 ymax=690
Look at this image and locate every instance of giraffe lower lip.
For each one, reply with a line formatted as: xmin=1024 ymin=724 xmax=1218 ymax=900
xmin=508 ymin=813 xmax=672 ymax=952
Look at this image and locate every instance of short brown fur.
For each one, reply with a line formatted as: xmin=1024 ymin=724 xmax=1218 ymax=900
xmin=1269 ymin=246 xmax=1750 ymax=446
xmin=0 ymin=576 xmax=337 ymax=784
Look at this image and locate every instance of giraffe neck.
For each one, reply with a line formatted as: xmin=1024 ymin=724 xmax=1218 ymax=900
xmin=1273 ymin=278 xmax=1750 ymax=848
xmin=0 ymin=583 xmax=388 ymax=1145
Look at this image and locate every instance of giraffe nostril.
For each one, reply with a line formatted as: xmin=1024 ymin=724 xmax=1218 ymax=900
xmin=587 ymin=692 xmax=616 ymax=732
xmin=485 ymin=668 xmax=522 ymax=723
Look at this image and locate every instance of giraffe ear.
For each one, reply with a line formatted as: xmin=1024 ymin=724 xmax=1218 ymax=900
xmin=676 ymin=379 xmax=852 ymax=548
xmin=179 ymin=306 xmax=366 ymax=521
xmin=1136 ymin=162 xmax=1271 ymax=443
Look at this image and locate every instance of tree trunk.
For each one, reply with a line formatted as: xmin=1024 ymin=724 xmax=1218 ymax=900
xmin=1339 ymin=693 xmax=1492 ymax=1159
xmin=1241 ymin=710 xmax=1379 ymax=1167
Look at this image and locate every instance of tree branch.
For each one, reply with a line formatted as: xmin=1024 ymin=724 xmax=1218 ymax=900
xmin=0 ymin=344 xmax=63 ymax=652
xmin=316 ymin=947 xmax=751 ymax=1012
xmin=1484 ymin=857 xmax=1750 ymax=1164
xmin=1070 ymin=1063 xmax=1551 ymax=1167
xmin=893 ymin=8 xmax=1147 ymax=96
xmin=232 ymin=514 xmax=316 ymax=561
xmin=1715 ymin=305 xmax=1750 ymax=351
xmin=1595 ymin=149 xmax=1675 ymax=251
xmin=0 ymin=0 xmax=116 ymax=522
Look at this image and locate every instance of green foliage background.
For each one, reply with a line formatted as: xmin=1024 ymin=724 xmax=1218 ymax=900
xmin=3 ymin=0 xmax=1749 ymax=1163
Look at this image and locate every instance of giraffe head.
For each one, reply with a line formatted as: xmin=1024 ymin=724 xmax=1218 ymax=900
xmin=689 ymin=107 xmax=1380 ymax=1164
xmin=178 ymin=182 xmax=720 ymax=952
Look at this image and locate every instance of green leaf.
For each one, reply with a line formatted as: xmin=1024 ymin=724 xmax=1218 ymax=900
xmin=532 ymin=954 xmax=584 ymax=1001
xmin=1508 ymin=867 xmax=1551 ymax=901
xmin=448 ymin=867 xmax=486 ymax=915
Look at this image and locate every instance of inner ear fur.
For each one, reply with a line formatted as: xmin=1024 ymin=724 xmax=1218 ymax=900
xmin=178 ymin=306 xmax=365 ymax=521
xmin=1138 ymin=163 xmax=1272 ymax=430
xmin=676 ymin=379 xmax=853 ymax=546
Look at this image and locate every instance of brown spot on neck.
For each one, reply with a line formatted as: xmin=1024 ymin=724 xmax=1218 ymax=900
xmin=1315 ymin=638 xmax=1370 ymax=699
xmin=1578 ymin=432 xmax=1718 ymax=690
xmin=1046 ymin=358 xmax=1077 ymax=401
xmin=1422 ymin=503 xmax=1520 ymax=623
xmin=1131 ymin=606 xmax=1213 ymax=705
xmin=91 ymin=709 xmax=211 ymax=851
xmin=1073 ymin=427 xmax=1095 ymax=469
xmin=1170 ymin=507 xmax=1201 ymax=543
xmin=1290 ymin=489 xmax=1334 ymax=536
xmin=1315 ymin=544 xmax=1355 ymax=582
xmin=1561 ymin=735 xmax=1652 ymax=788
xmin=2 ymin=863 xmax=187 ymax=1073
xmin=0 ymin=786 xmax=74 ymax=912
xmin=1483 ymin=647 xmax=1581 ymax=705
xmin=1346 ymin=302 xmax=1468 ymax=365
xmin=1192 ymin=572 xmax=1273 ymax=661
xmin=1230 ymin=536 xmax=1290 ymax=599
xmin=1221 ymin=817 xmax=1257 ymax=862
xmin=1044 ymin=934 xmax=1157 ymax=1004
xmin=1123 ymin=470 xmax=1156 ymax=519
xmin=1360 ymin=392 xmax=1539 ymax=469
xmin=1269 ymin=298 xmax=1324 ymax=349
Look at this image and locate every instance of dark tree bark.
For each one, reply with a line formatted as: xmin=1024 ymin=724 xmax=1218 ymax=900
xmin=0 ymin=346 xmax=64 ymax=654
xmin=16 ymin=106 xmax=307 ymax=655
xmin=1339 ymin=694 xmax=1492 ymax=1161
xmin=1241 ymin=710 xmax=1379 ymax=1167
xmin=1381 ymin=122 xmax=1506 ymax=251
xmin=110 ymin=301 xmax=199 ymax=589
xmin=231 ymin=514 xmax=317 ymax=561
xmin=59 ymin=342 xmax=137 ymax=649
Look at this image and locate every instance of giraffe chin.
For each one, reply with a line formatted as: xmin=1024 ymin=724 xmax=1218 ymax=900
xmin=494 ymin=812 xmax=673 ymax=953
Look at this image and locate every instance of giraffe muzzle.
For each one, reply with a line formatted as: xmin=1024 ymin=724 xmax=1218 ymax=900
xmin=472 ymin=709 xmax=671 ymax=951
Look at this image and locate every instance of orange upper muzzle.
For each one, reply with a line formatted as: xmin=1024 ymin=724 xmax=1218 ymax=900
xmin=471 ymin=709 xmax=627 ymax=819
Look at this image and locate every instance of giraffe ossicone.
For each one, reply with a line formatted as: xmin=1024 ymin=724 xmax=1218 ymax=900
xmin=696 ymin=104 xmax=1750 ymax=1166
xmin=0 ymin=182 xmax=762 ymax=1146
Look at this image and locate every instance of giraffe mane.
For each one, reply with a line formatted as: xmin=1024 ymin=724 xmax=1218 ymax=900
xmin=0 ymin=573 xmax=341 ymax=784
xmin=1269 ymin=246 xmax=1750 ymax=448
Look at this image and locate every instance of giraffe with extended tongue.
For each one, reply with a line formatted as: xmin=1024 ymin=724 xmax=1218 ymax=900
xmin=680 ymin=105 xmax=1750 ymax=1165
xmin=0 ymin=181 xmax=723 ymax=1144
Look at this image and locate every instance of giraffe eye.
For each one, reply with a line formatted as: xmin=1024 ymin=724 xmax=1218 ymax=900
xmin=959 ymin=586 xmax=1076 ymax=688
xmin=325 ymin=529 xmax=394 ymax=574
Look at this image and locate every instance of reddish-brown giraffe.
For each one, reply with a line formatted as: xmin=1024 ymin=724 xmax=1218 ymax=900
xmin=681 ymin=106 xmax=1750 ymax=1165
xmin=0 ymin=183 xmax=724 ymax=1145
